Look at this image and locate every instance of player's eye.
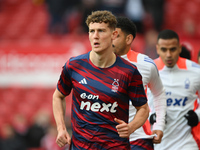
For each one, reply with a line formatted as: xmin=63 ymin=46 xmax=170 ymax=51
xmin=89 ymin=28 xmax=96 ymax=33
xmin=160 ymin=48 xmax=167 ymax=52
xmin=170 ymin=47 xmax=177 ymax=52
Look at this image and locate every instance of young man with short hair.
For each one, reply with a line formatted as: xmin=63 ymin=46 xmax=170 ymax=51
xmin=113 ymin=16 xmax=166 ymax=150
xmin=153 ymin=29 xmax=200 ymax=150
xmin=52 ymin=11 xmax=149 ymax=150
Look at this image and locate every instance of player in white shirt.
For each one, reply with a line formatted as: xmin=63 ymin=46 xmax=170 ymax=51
xmin=113 ymin=16 xmax=166 ymax=150
xmin=151 ymin=29 xmax=200 ymax=150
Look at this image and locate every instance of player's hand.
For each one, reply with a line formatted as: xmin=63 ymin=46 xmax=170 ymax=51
xmin=114 ymin=118 xmax=130 ymax=138
xmin=149 ymin=113 xmax=156 ymax=125
xmin=184 ymin=110 xmax=199 ymax=127
xmin=152 ymin=130 xmax=163 ymax=144
xmin=56 ymin=129 xmax=71 ymax=147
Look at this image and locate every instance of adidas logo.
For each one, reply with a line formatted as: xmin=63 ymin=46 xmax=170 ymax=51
xmin=79 ymin=78 xmax=87 ymax=84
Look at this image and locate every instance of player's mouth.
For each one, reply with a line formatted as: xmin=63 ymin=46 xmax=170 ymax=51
xmin=94 ymin=42 xmax=100 ymax=48
xmin=166 ymin=59 xmax=174 ymax=66
xmin=166 ymin=60 xmax=172 ymax=64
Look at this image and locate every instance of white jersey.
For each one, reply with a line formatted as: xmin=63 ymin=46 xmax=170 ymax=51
xmin=121 ymin=50 xmax=166 ymax=141
xmin=153 ymin=57 xmax=200 ymax=150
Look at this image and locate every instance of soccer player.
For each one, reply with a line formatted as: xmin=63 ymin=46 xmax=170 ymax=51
xmin=152 ymin=29 xmax=200 ymax=150
xmin=112 ymin=16 xmax=166 ymax=150
xmin=52 ymin=10 xmax=149 ymax=150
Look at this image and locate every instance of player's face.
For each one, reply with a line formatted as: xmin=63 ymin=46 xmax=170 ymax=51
xmin=89 ymin=22 xmax=116 ymax=53
xmin=156 ymin=38 xmax=182 ymax=68
xmin=112 ymin=28 xmax=127 ymax=55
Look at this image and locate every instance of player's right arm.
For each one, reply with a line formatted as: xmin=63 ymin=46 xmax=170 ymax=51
xmin=53 ymin=88 xmax=71 ymax=147
xmin=148 ymin=59 xmax=166 ymax=143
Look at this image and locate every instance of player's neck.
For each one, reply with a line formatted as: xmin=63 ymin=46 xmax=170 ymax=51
xmin=90 ymin=51 xmax=116 ymax=68
xmin=119 ymin=46 xmax=131 ymax=56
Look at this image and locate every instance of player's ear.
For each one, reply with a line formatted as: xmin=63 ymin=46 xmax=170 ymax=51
xmin=112 ymin=30 xmax=118 ymax=40
xmin=178 ymin=44 xmax=182 ymax=54
xmin=156 ymin=44 xmax=160 ymax=55
xmin=126 ymin=34 xmax=133 ymax=45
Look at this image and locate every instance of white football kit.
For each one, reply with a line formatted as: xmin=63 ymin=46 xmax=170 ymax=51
xmin=153 ymin=57 xmax=200 ymax=150
xmin=121 ymin=50 xmax=166 ymax=142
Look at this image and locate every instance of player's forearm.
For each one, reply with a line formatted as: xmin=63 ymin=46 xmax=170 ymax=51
xmin=53 ymin=92 xmax=66 ymax=131
xmin=129 ymin=103 xmax=149 ymax=133
xmin=153 ymin=88 xmax=166 ymax=131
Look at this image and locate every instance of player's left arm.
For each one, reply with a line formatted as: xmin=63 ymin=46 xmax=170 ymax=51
xmin=115 ymin=66 xmax=149 ymax=138
xmin=115 ymin=103 xmax=149 ymax=138
xmin=184 ymin=91 xmax=200 ymax=127
xmin=184 ymin=64 xmax=200 ymax=127
xmin=196 ymin=93 xmax=200 ymax=121
xmin=195 ymin=70 xmax=200 ymax=120
xmin=192 ymin=87 xmax=200 ymax=124
xmin=131 ymin=103 xmax=149 ymax=132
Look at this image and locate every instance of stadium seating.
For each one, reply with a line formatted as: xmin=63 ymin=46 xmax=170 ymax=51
xmin=0 ymin=87 xmax=71 ymax=132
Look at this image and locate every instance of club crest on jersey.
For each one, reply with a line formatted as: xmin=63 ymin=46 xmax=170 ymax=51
xmin=111 ymin=79 xmax=119 ymax=92
xmin=184 ymin=78 xmax=190 ymax=89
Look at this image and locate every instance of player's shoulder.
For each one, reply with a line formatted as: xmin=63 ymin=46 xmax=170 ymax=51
xmin=186 ymin=59 xmax=200 ymax=71
xmin=117 ymin=55 xmax=137 ymax=68
xmin=64 ymin=52 xmax=89 ymax=69
xmin=138 ymin=53 xmax=155 ymax=63
xmin=69 ymin=52 xmax=89 ymax=62
xmin=137 ymin=53 xmax=158 ymax=70
xmin=127 ymin=50 xmax=155 ymax=65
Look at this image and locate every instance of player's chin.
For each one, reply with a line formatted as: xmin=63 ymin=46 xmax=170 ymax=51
xmin=166 ymin=63 xmax=174 ymax=68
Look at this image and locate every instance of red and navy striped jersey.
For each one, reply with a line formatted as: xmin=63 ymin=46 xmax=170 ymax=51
xmin=57 ymin=51 xmax=147 ymax=150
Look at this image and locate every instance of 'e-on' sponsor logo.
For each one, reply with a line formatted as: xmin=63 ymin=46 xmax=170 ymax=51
xmin=80 ymin=93 xmax=118 ymax=113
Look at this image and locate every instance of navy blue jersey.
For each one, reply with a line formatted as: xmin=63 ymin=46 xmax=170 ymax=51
xmin=57 ymin=51 xmax=147 ymax=150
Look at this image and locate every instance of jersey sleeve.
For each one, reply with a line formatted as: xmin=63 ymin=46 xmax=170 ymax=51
xmin=57 ymin=60 xmax=73 ymax=96
xmin=129 ymin=68 xmax=147 ymax=107
xmin=148 ymin=62 xmax=166 ymax=131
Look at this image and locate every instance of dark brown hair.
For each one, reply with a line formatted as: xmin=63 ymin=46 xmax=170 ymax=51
xmin=86 ymin=10 xmax=117 ymax=30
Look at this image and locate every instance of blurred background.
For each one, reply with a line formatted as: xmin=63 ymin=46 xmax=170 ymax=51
xmin=0 ymin=0 xmax=200 ymax=149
